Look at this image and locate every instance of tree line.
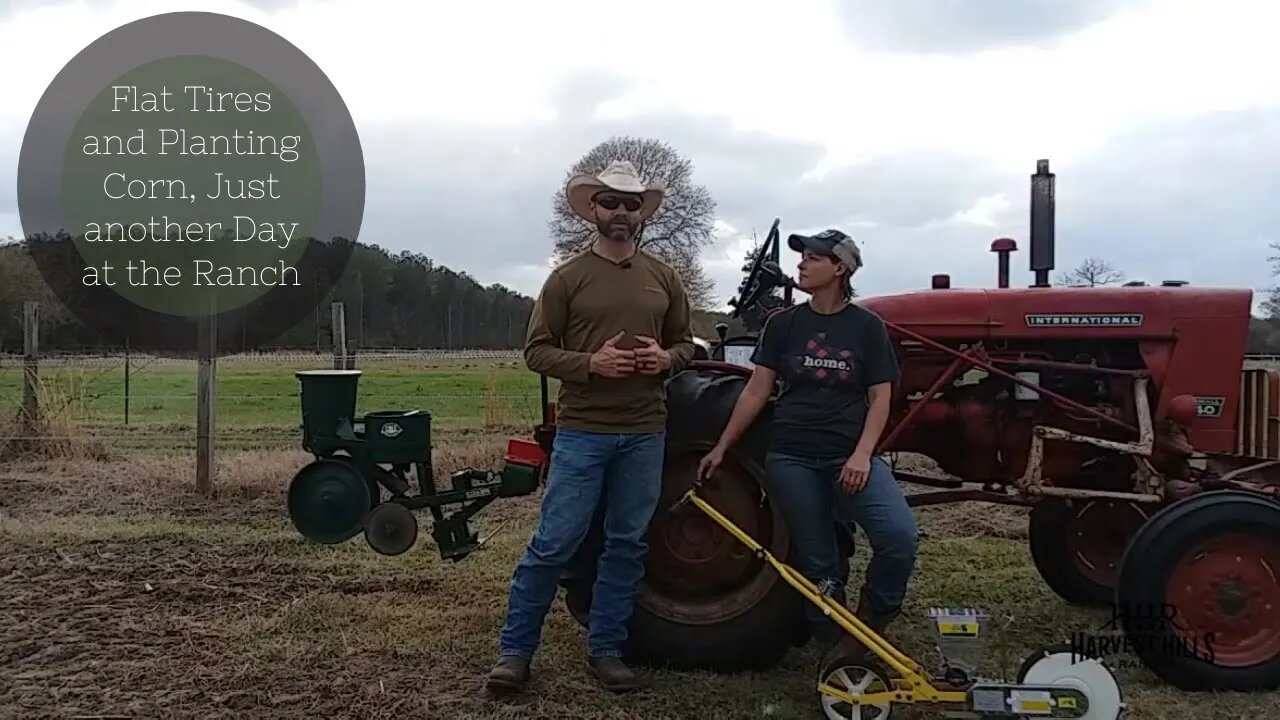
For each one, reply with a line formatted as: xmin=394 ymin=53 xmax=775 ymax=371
xmin=0 ymin=240 xmax=536 ymax=353
xmin=9 ymin=243 xmax=1278 ymax=353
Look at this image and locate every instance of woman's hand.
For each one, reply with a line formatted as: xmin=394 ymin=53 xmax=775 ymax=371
xmin=698 ymin=444 xmax=727 ymax=482
xmin=840 ymin=451 xmax=872 ymax=493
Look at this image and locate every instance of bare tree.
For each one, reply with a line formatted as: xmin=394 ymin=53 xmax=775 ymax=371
xmin=1262 ymin=241 xmax=1280 ymax=320
xmin=665 ymin=252 xmax=717 ymax=310
xmin=1263 ymin=289 xmax=1280 ymax=321
xmin=549 ymin=136 xmax=718 ymax=309
xmin=1059 ymin=257 xmax=1125 ymax=287
xmin=741 ymin=240 xmax=773 ymax=285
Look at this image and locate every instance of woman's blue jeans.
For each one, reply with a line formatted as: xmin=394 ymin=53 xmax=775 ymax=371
xmin=764 ymin=451 xmax=919 ymax=644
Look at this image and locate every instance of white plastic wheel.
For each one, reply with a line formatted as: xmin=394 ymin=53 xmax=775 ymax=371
xmin=819 ymin=663 xmax=893 ymax=720
xmin=1019 ymin=649 xmax=1125 ymax=720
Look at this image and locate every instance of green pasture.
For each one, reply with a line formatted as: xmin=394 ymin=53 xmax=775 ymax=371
xmin=0 ymin=356 xmax=554 ymax=439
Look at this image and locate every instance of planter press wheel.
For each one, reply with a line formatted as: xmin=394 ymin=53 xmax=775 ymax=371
xmin=1029 ymin=498 xmax=1151 ymax=606
xmin=1017 ymin=644 xmax=1125 ymax=719
xmin=817 ymin=655 xmax=893 ymax=720
xmin=364 ymin=501 xmax=418 ymax=556
xmin=1115 ymin=489 xmax=1280 ymax=691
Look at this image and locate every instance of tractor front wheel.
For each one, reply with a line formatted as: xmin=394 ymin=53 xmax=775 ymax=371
xmin=1028 ymin=497 xmax=1150 ymax=606
xmin=561 ymin=365 xmax=808 ymax=671
xmin=1115 ymin=489 xmax=1280 ymax=691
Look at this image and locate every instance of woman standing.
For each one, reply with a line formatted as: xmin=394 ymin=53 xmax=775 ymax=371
xmin=698 ymin=228 xmax=918 ymax=667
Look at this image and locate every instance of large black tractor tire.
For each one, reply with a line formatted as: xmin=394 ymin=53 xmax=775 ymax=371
xmin=1028 ymin=498 xmax=1150 ymax=607
xmin=560 ymin=365 xmax=811 ymax=672
xmin=1114 ymin=490 xmax=1280 ymax=691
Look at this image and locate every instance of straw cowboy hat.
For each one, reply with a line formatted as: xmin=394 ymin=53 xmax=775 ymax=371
xmin=566 ymin=160 xmax=666 ymax=223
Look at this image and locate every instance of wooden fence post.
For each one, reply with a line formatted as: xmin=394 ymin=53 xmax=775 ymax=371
xmin=123 ymin=335 xmax=131 ymax=426
xmin=196 ymin=300 xmax=217 ymax=495
xmin=21 ymin=302 xmax=39 ymax=433
xmin=331 ymin=302 xmax=350 ymax=370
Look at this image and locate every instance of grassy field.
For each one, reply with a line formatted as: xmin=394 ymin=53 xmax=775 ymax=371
xmin=4 ymin=353 xmax=1278 ymax=442
xmin=0 ymin=355 xmax=551 ymax=446
xmin=2 ymin=357 xmax=1278 ymax=718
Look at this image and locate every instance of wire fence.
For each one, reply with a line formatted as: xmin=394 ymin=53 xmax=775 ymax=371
xmin=0 ymin=346 xmax=543 ymax=452
xmin=0 ymin=348 xmax=524 ymax=366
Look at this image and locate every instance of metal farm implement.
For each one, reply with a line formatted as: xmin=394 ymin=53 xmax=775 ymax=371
xmin=672 ymin=486 xmax=1126 ymax=720
xmin=286 ymin=369 xmax=545 ymax=560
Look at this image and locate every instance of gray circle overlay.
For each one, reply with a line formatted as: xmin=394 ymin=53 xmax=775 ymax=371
xmin=64 ymin=55 xmax=322 ymax=316
xmin=18 ymin=11 xmax=364 ymax=357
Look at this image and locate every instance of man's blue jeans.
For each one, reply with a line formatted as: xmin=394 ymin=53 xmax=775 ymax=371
xmin=498 ymin=428 xmax=665 ymax=659
xmin=764 ymin=451 xmax=918 ymax=643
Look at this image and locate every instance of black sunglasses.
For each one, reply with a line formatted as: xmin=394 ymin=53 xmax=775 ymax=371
xmin=594 ymin=193 xmax=643 ymax=212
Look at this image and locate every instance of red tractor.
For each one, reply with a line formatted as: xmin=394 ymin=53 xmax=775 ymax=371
xmin=546 ymin=160 xmax=1280 ymax=692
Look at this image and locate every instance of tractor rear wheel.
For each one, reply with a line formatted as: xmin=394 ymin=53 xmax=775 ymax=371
xmin=561 ymin=365 xmax=808 ymax=671
xmin=1028 ymin=498 xmax=1150 ymax=606
xmin=1115 ymin=489 xmax=1280 ymax=691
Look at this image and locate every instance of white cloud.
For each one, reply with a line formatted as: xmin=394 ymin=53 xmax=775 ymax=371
xmin=701 ymin=219 xmax=761 ymax=307
xmin=489 ymin=261 xmax=556 ymax=297
xmin=0 ymin=0 xmax=1276 ymax=309
xmin=954 ymin=193 xmax=1013 ymax=228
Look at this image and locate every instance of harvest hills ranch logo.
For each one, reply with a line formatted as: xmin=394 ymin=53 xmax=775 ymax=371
xmin=1068 ymin=602 xmax=1218 ymax=669
xmin=1025 ymin=313 xmax=1144 ymax=327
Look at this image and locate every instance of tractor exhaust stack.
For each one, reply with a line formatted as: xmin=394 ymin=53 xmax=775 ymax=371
xmin=991 ymin=238 xmax=1017 ymax=288
xmin=1030 ymin=159 xmax=1055 ymax=287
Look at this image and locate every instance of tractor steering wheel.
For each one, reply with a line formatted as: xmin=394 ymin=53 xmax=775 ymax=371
xmin=730 ymin=218 xmax=780 ymax=319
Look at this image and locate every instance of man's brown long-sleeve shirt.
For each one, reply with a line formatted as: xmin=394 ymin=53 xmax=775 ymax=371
xmin=524 ymin=247 xmax=696 ymax=433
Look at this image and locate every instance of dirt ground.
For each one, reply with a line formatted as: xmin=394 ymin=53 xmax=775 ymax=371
xmin=2 ymin=436 xmax=1277 ymax=719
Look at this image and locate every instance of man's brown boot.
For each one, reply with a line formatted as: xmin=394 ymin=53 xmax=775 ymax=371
xmin=588 ymin=655 xmax=643 ymax=693
xmin=485 ymin=656 xmax=530 ymax=694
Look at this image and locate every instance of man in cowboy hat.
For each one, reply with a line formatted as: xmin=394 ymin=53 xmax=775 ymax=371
xmin=486 ymin=160 xmax=697 ymax=695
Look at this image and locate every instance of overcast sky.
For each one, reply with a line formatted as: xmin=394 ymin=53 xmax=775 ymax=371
xmin=2 ymin=0 xmax=1277 ymax=312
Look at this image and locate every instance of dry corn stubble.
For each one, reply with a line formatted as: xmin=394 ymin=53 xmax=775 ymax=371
xmin=2 ymin=441 xmax=1276 ymax=717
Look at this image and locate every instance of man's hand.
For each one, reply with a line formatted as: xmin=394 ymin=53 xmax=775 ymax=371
xmin=634 ymin=335 xmax=673 ymax=375
xmin=590 ymin=331 xmax=636 ymax=378
xmin=840 ymin=451 xmax=872 ymax=493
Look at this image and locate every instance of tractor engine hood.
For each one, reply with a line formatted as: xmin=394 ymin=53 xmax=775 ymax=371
xmin=858 ymin=289 xmax=994 ymax=335
xmin=857 ymin=286 xmax=1253 ymax=340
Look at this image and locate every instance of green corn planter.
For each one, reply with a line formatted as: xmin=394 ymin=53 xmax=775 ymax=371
xmin=288 ymin=366 xmax=546 ymax=562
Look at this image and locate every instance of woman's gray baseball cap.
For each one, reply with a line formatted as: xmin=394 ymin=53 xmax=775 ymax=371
xmin=787 ymin=229 xmax=863 ymax=270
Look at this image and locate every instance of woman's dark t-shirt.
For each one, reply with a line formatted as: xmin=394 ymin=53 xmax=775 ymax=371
xmin=750 ymin=302 xmax=900 ymax=461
